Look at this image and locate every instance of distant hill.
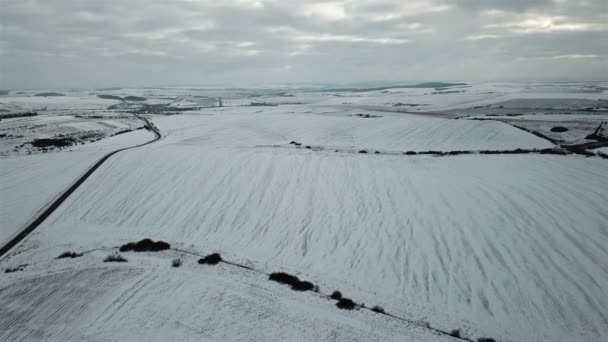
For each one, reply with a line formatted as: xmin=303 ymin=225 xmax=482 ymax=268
xmin=97 ymin=95 xmax=147 ymax=102
xmin=35 ymin=92 xmax=65 ymax=97
xmin=322 ymin=82 xmax=467 ymax=93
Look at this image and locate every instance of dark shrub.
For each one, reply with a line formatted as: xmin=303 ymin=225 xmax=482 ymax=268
xmin=330 ymin=291 xmax=343 ymax=300
xmin=57 ymin=251 xmax=83 ymax=259
xmin=550 ymin=126 xmax=568 ymax=133
xmin=289 ymin=141 xmax=297 ymax=145
xmin=477 ymin=338 xmax=496 ymax=342
xmin=198 ymin=253 xmax=222 ymax=265
xmin=374 ymin=151 xmax=380 ymax=154
xmin=359 ymin=150 xmax=368 ymax=154
xmin=104 ymin=253 xmax=127 ymax=262
xmin=32 ymin=137 xmax=76 ymax=148
xmin=449 ymin=329 xmax=461 ymax=338
xmin=336 ymin=298 xmax=356 ymax=310
xmin=269 ymin=272 xmax=300 ymax=285
xmin=371 ymin=305 xmax=385 ymax=314
xmin=172 ymin=258 xmax=182 ymax=267
xmin=123 ymin=96 xmax=147 ymax=102
xmin=404 ymin=151 xmax=417 ymax=155
xmin=4 ymin=265 xmax=26 ymax=273
xmin=119 ymin=239 xmax=170 ymax=252
xmin=268 ymin=272 xmax=317 ymax=292
xmin=305 ymin=146 xmax=311 ymax=149
xmin=291 ymin=280 xmax=314 ymax=291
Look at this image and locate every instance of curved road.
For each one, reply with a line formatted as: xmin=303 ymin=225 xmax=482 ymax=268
xmin=0 ymin=114 xmax=162 ymax=258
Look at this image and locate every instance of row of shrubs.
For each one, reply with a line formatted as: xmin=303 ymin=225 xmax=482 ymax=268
xmin=49 ymin=240 xmax=499 ymax=341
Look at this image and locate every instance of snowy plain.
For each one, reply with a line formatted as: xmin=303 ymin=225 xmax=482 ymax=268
xmin=1 ymin=82 xmax=607 ymax=342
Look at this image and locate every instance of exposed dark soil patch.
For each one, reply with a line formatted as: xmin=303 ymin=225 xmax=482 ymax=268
xmin=119 ymin=239 xmax=171 ymax=252
xmin=198 ymin=253 xmax=222 ymax=265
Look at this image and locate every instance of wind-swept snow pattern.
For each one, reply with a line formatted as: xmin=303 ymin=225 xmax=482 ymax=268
xmin=1 ymin=83 xmax=607 ymax=342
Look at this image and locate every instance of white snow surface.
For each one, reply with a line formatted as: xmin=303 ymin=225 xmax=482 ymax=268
xmin=3 ymin=109 xmax=606 ymax=342
xmin=0 ymin=129 xmax=153 ymax=245
xmin=1 ymin=83 xmax=607 ymax=342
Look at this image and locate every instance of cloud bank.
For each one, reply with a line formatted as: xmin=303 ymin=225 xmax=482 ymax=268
xmin=1 ymin=0 xmax=606 ymax=88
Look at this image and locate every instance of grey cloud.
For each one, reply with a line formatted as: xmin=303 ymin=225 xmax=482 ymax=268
xmin=0 ymin=0 xmax=606 ymax=88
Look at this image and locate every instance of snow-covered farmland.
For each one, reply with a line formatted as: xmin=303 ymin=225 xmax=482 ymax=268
xmin=0 ymin=129 xmax=153 ymax=246
xmin=1 ymin=83 xmax=607 ymax=342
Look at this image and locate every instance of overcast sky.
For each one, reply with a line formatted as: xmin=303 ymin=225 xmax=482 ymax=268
xmin=1 ymin=0 xmax=607 ymax=88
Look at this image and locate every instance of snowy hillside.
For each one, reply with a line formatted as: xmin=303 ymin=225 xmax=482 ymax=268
xmin=1 ymin=82 xmax=607 ymax=342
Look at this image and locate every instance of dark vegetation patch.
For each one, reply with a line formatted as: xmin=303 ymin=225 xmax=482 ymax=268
xmin=198 ymin=253 xmax=222 ymax=265
xmin=371 ymin=305 xmax=385 ymax=314
xmin=119 ymin=238 xmax=171 ymax=252
xmin=449 ymin=329 xmax=461 ymax=338
xmin=550 ymin=126 xmax=569 ymax=133
xmin=35 ymin=92 xmax=65 ymax=97
xmin=418 ymin=151 xmax=442 ymax=155
xmin=355 ymin=113 xmax=381 ymax=118
xmin=374 ymin=151 xmax=380 ymax=154
xmin=123 ymin=96 xmax=147 ymax=102
xmin=564 ymin=147 xmax=596 ymax=156
xmin=113 ymin=129 xmax=133 ymax=136
xmin=511 ymin=124 xmax=559 ymax=144
xmin=305 ymin=145 xmax=311 ymax=149
xmin=103 ymin=253 xmax=127 ymax=262
xmin=358 ymin=150 xmax=368 ymax=154
xmin=0 ymin=112 xmax=38 ymax=119
xmin=336 ymin=298 xmax=356 ymax=310
xmin=404 ymin=151 xmax=417 ymax=155
xmin=4 ymin=265 xmax=27 ymax=273
xmin=268 ymin=272 xmax=317 ymax=292
xmin=249 ymin=102 xmax=278 ymax=106
xmin=585 ymin=122 xmax=607 ymax=142
xmin=0 ymin=90 xmax=9 ymax=95
xmin=32 ymin=137 xmax=77 ymax=148
xmin=477 ymin=338 xmax=496 ymax=342
xmin=539 ymin=148 xmax=568 ymax=155
xmin=97 ymin=94 xmax=124 ymax=101
xmin=56 ymin=251 xmax=83 ymax=259
xmin=330 ymin=291 xmax=343 ymax=300
xmin=172 ymin=258 xmax=182 ymax=267
xmin=393 ymin=103 xmax=423 ymax=107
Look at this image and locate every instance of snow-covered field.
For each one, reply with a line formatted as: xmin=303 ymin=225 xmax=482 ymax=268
xmin=0 ymin=129 xmax=153 ymax=246
xmin=1 ymin=82 xmax=607 ymax=342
